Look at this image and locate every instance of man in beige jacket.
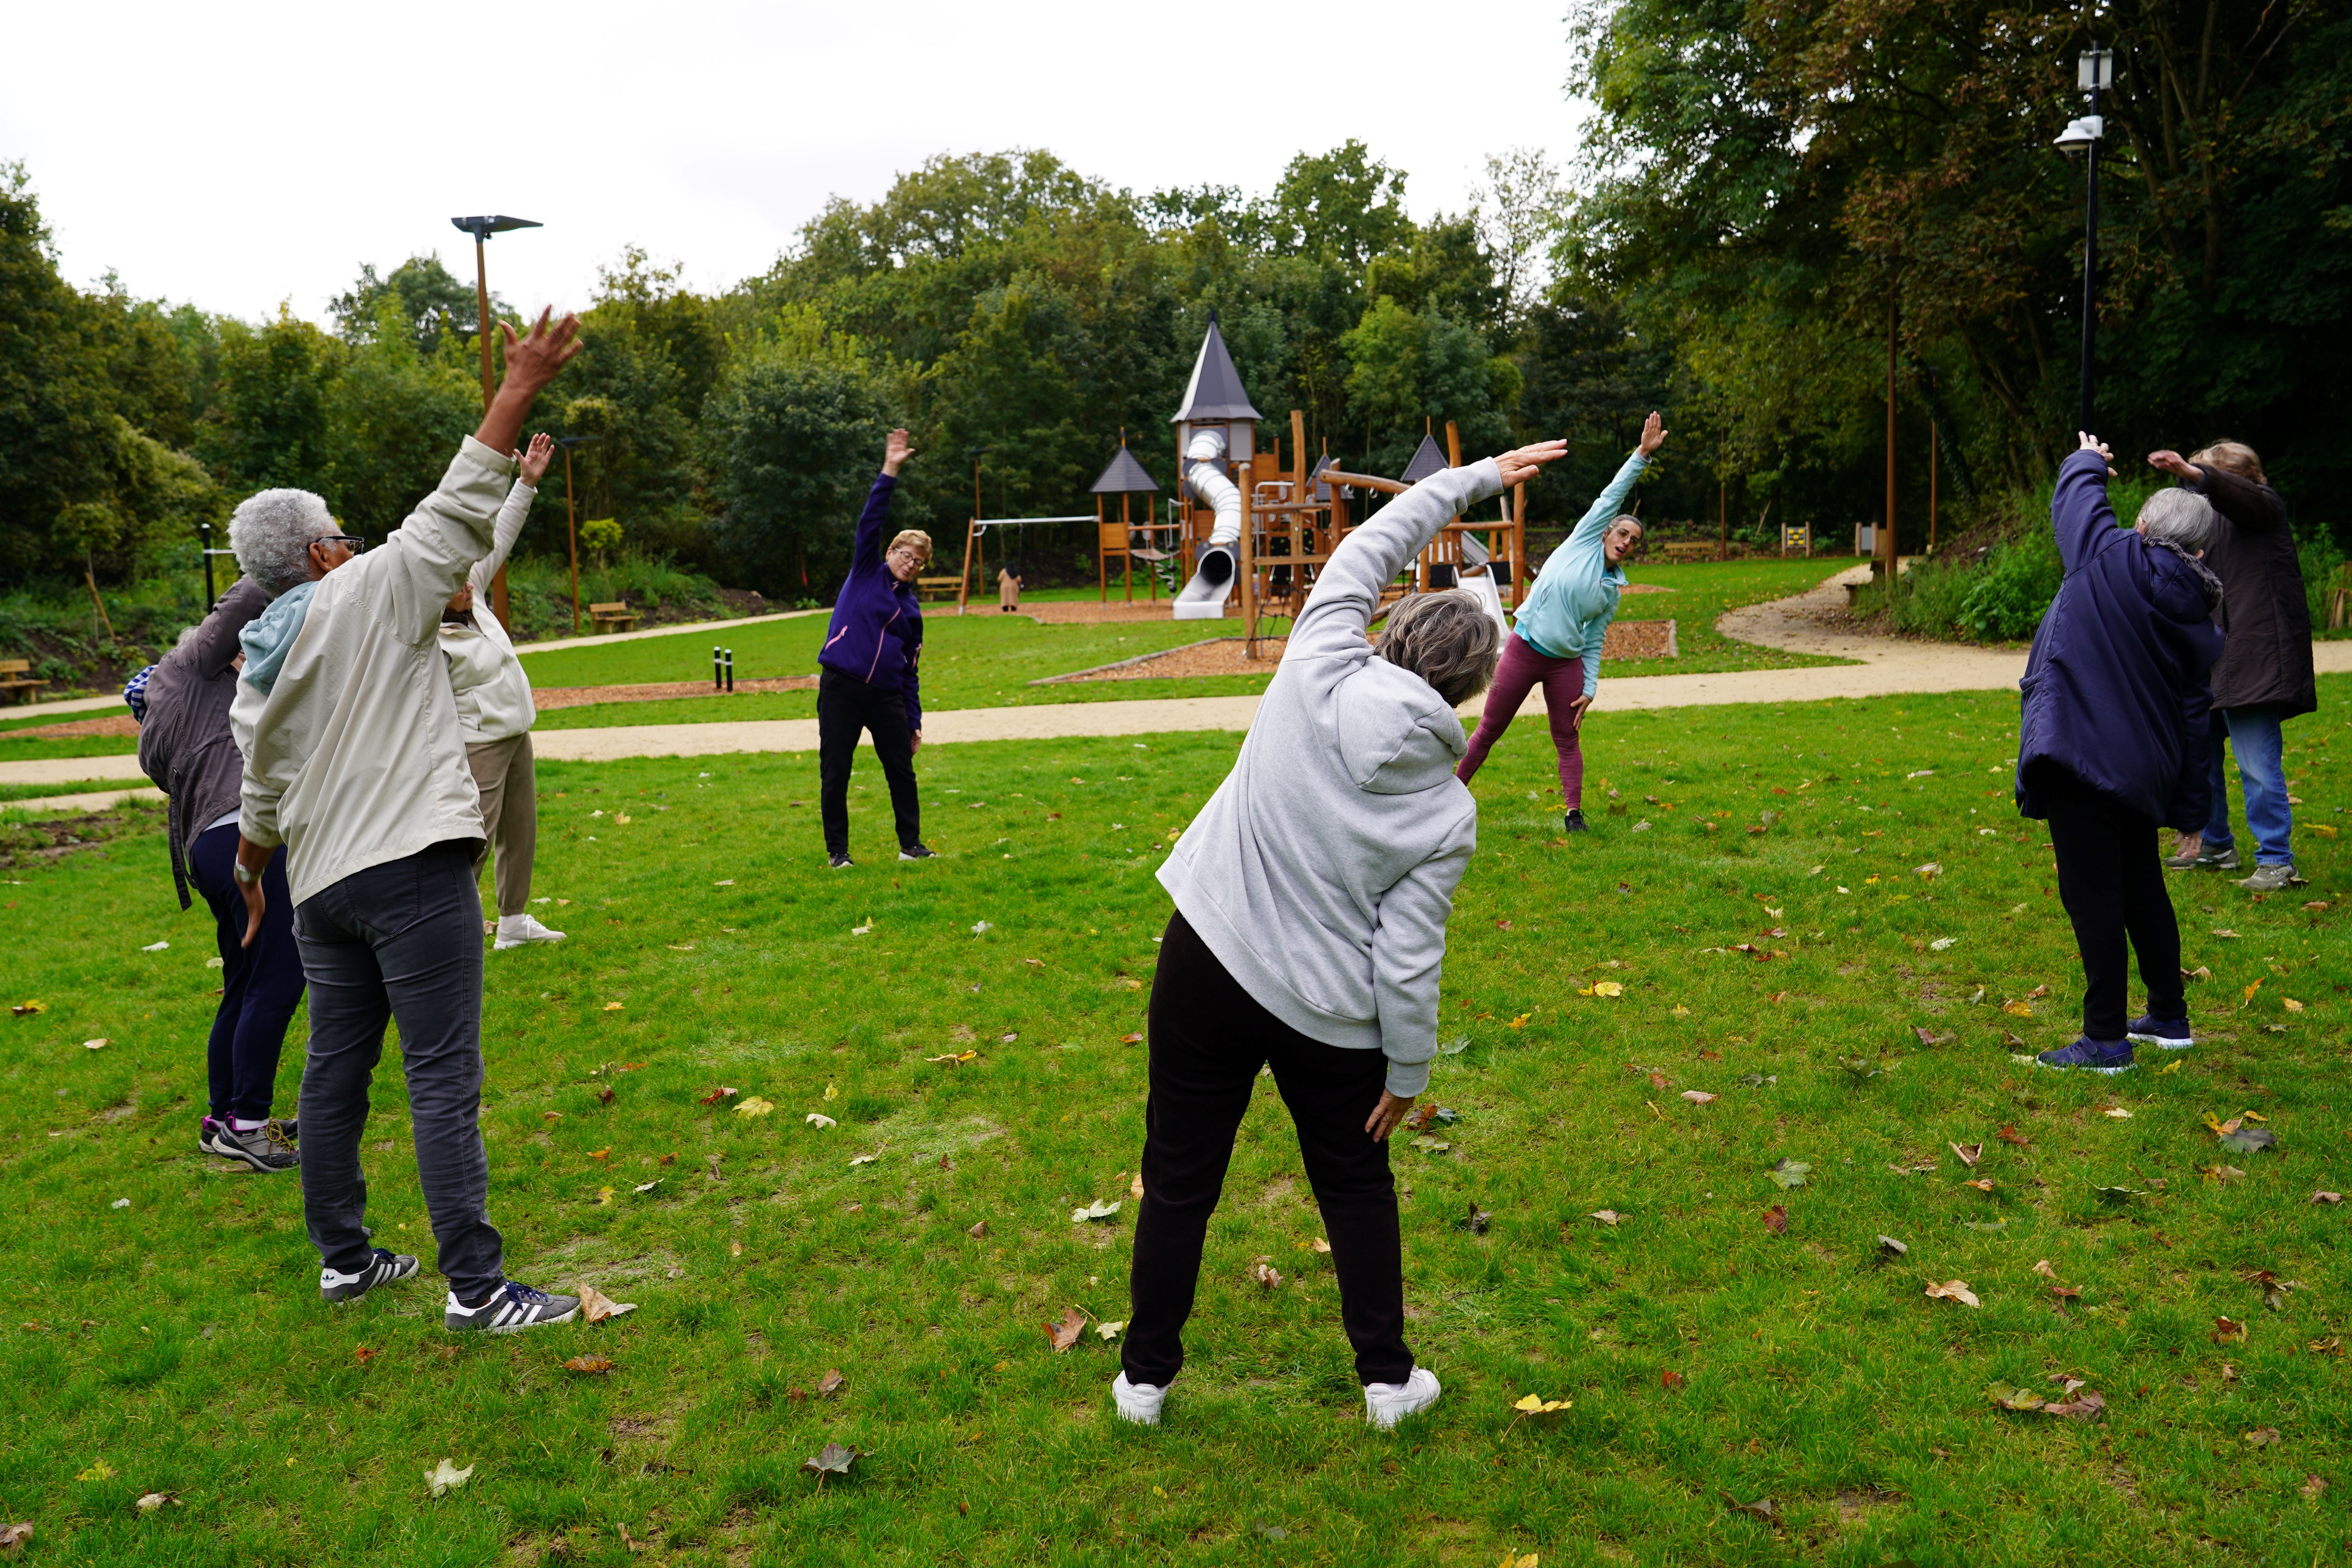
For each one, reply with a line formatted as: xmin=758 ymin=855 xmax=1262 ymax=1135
xmin=228 ymin=308 xmax=585 ymax=1335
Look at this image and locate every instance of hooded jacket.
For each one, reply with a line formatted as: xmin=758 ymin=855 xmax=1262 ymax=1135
xmin=817 ymin=474 xmax=922 ymax=727
xmin=1158 ymin=459 xmax=1499 ymax=1098
xmin=136 ymin=580 xmax=271 ymax=908
xmin=1510 ymin=449 xmax=1645 ymax=696
xmin=2016 ymin=448 xmax=2225 ymax=829
xmin=2185 ymin=462 xmax=2314 ymax=717
xmin=231 ymin=437 xmax=512 ymax=906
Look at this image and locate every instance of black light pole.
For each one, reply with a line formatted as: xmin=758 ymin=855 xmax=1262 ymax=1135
xmin=2055 ymin=45 xmax=2112 ymax=432
xmin=450 ymin=214 xmax=543 ymax=626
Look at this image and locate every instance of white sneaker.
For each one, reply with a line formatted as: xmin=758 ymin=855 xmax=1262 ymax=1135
xmin=494 ymin=914 xmax=566 ymax=950
xmin=1112 ymin=1372 xmax=1167 ymax=1425
xmin=1364 ymin=1367 xmax=1442 ymax=1428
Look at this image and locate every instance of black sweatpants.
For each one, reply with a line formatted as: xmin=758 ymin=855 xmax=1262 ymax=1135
xmin=817 ymin=666 xmax=920 ymax=857
xmin=1124 ymin=910 xmax=1414 ymax=1389
xmin=2036 ymin=766 xmax=2186 ymax=1041
xmin=187 ymin=822 xmax=304 ymax=1123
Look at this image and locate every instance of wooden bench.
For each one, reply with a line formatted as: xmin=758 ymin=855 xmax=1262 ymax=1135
xmin=915 ymin=576 xmax=967 ymax=603
xmin=587 ymin=601 xmax=639 ymax=635
xmin=1658 ymin=541 xmax=1718 ymax=562
xmin=0 ymin=659 xmax=50 ymax=704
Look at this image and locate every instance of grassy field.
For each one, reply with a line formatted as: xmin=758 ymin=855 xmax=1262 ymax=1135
xmin=0 ymin=680 xmax=2347 ymax=1564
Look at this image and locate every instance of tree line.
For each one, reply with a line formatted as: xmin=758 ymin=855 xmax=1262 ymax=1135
xmin=4 ymin=3 xmax=2342 ymax=604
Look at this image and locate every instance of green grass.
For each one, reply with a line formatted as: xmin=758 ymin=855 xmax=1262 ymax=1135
xmin=2 ymin=681 xmax=2349 ymax=1563
xmin=1606 ymin=557 xmax=1855 ymax=677
xmin=0 ymin=779 xmax=152 ymax=806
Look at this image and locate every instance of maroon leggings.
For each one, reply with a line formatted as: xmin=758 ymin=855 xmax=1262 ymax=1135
xmin=1455 ymin=634 xmax=1588 ymax=804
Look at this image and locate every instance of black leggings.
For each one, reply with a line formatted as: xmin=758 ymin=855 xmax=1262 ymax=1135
xmin=187 ymin=822 xmax=304 ymax=1122
xmin=1124 ymin=910 xmax=1414 ymax=1388
xmin=2036 ymin=766 xmax=2186 ymax=1040
xmin=816 ymin=667 xmax=920 ymax=856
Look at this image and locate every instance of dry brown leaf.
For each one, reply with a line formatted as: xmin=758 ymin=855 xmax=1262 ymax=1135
xmin=698 ymin=1085 xmax=737 ymax=1105
xmin=1925 ymin=1279 xmax=1981 ymax=1308
xmin=1589 ymin=1209 xmax=1623 ymax=1226
xmin=817 ymin=1368 xmax=846 ymax=1397
xmin=1119 ymin=1033 xmax=1144 ymax=1045
xmin=2032 ymin=1259 xmax=2060 ymax=1280
xmin=1250 ymin=1261 xmax=1283 ymax=1289
xmin=1996 ymin=1125 xmax=2032 ymax=1147
xmin=2043 ymin=1391 xmax=2106 ymax=1421
xmin=2303 ymin=1474 xmax=2328 ymax=1501
xmin=1722 ymin=1493 xmax=1779 ymax=1525
xmin=2245 ymin=1426 xmax=2282 ymax=1448
xmin=967 ymin=1220 xmax=987 ymax=1238
xmin=1762 ymin=1204 xmax=1788 ymax=1235
xmin=354 ymin=1344 xmax=382 ymax=1366
xmin=596 ymin=1087 xmax=615 ymax=1105
xmin=2310 ymin=1191 xmax=2343 ymax=1205
xmin=1045 ymin=1307 xmax=1086 ymax=1352
xmin=1964 ymin=1178 xmax=1995 ymax=1193
xmin=1661 ymin=1368 xmax=1687 ymax=1392
xmin=2212 ymin=1316 xmax=2248 ymax=1344
xmin=1308 ymin=1237 xmax=1332 ymax=1253
xmin=578 ymin=1282 xmax=638 ymax=1323
xmin=1949 ymin=1141 xmax=1983 ymax=1168
xmin=1681 ymin=1091 xmax=1719 ymax=1105
xmin=562 ymin=1356 xmax=616 ymax=1374
xmin=0 ymin=1522 xmax=30 ymax=1553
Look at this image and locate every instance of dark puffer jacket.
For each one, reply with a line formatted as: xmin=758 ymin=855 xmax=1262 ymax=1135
xmin=136 ymin=582 xmax=270 ymax=907
xmin=2189 ymin=462 xmax=2314 ymax=717
xmin=816 ymin=474 xmax=923 ymax=726
xmin=2015 ymin=450 xmax=2225 ymax=829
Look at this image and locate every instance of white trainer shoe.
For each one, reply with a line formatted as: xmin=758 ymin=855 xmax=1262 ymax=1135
xmin=494 ymin=914 xmax=567 ymax=950
xmin=1364 ymin=1367 xmax=1442 ymax=1428
xmin=1112 ymin=1372 xmax=1167 ymax=1425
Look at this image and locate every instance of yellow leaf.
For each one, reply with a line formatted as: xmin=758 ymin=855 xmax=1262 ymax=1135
xmin=2283 ymin=998 xmax=2305 ymax=1013
xmin=2158 ymin=1059 xmax=2182 ymax=1076
xmin=734 ymin=1096 xmax=776 ymax=1116
xmin=76 ymin=1460 xmax=114 ymax=1481
xmin=594 ymin=1186 xmax=615 ymax=1205
xmin=603 ymin=1002 xmax=624 ymax=1011
xmin=2243 ymin=979 xmax=2263 ymax=1004
xmin=1671 ymin=1004 xmax=1691 ymax=1016
xmin=1507 ymin=1013 xmax=1531 ymax=1028
xmin=824 ymin=1082 xmax=839 ymax=1101
xmin=1513 ymin=1393 xmax=1548 ymax=1412
xmin=1593 ymin=982 xmax=1623 ymax=997
xmin=2002 ymin=1002 xmax=2033 ymax=1017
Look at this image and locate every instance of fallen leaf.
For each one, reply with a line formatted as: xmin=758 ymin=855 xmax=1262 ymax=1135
xmin=733 ymin=1097 xmax=775 ymax=1117
xmin=2212 ymin=1316 xmax=2248 ymax=1344
xmin=824 ymin=1082 xmax=838 ymax=1101
xmin=603 ymin=1002 xmax=623 ymax=1012
xmin=83 ymin=1037 xmax=108 ymax=1051
xmin=1661 ymin=1368 xmax=1687 ymax=1393
xmin=596 ymin=1087 xmax=615 ymax=1105
xmin=2309 ymin=1337 xmax=2343 ymax=1355
xmin=2311 ymin=1191 xmax=2343 ymax=1205
xmin=924 ymin=1050 xmax=980 ymax=1066
xmin=1045 ymin=1308 xmax=1086 ymax=1352
xmin=563 ymin=1356 xmax=616 ymax=1375
xmin=698 ymin=1085 xmax=737 ymax=1105
xmin=1767 ymin=1158 xmax=1811 ymax=1189
xmin=1762 ymin=1204 xmax=1788 ymax=1235
xmin=1722 ymin=1493 xmax=1779 ymax=1525
xmin=800 ymin=1443 xmax=859 ymax=1483
xmin=1592 ymin=981 xmax=1623 ymax=997
xmin=1949 ymin=1141 xmax=1983 ymax=1168
xmin=1878 ymin=1235 xmax=1909 ymax=1259
xmin=1410 ymin=1134 xmax=1452 ymax=1152
xmin=2043 ymin=1391 xmax=2106 ymax=1421
xmin=2091 ymin=1185 xmax=2144 ymax=1203
xmin=1925 ymin=1279 xmax=1981 ymax=1308
xmin=1131 ymin=1176 xmax=1145 ymax=1198
xmin=425 ymin=1458 xmax=474 ymax=1497
xmin=2033 ymin=1259 xmax=2060 ymax=1280
xmin=804 ymin=1112 xmax=837 ymax=1129
xmin=1251 ymin=1261 xmax=1283 ymax=1289
xmin=2102 ymin=1107 xmax=2133 ymax=1120
xmin=355 ymin=1344 xmax=382 ymax=1366
xmin=588 ymin=1146 xmax=611 ymax=1161
xmin=1120 ymin=1033 xmax=1144 ymax=1044
xmin=9 ymin=1002 xmax=44 ymax=1016
xmin=1459 ymin=1203 xmax=1493 ymax=1235
xmin=1996 ymin=1125 xmax=2033 ymax=1148
xmin=633 ymin=1180 xmax=660 ymax=1194
xmin=2218 ymin=1125 xmax=2277 ymax=1154
xmin=967 ymin=1221 xmax=988 ymax=1238
xmin=1986 ymin=1383 xmax=2044 ymax=1411
xmin=1963 ymin=1178 xmax=1995 ymax=1192
xmin=75 ymin=1461 xmax=114 ymax=1482
xmin=2304 ymin=1474 xmax=2328 ymax=1501
xmin=1589 ymin=1209 xmax=1623 ymax=1227
xmin=134 ymin=1490 xmax=177 ymax=1512
xmin=0 ymin=1523 xmax=30 ymax=1553
xmin=2212 ymin=927 xmax=2239 ymax=938
xmin=140 ymin=940 xmax=169 ymax=952
xmin=1071 ymin=1199 xmax=1122 ymax=1223
xmin=817 ymin=1368 xmax=847 ymax=1397
xmin=2002 ymin=1001 xmax=2034 ymax=1018
xmin=1681 ymin=1091 xmax=1719 ymax=1105
xmin=1095 ymin=1319 xmax=1125 ymax=1341
xmin=848 ymin=1154 xmax=877 ymax=1167
xmin=578 ymin=1283 xmax=637 ymax=1323
xmin=2201 ymin=1165 xmax=2247 ymax=1185
xmin=2245 ymin=1426 xmax=2282 ymax=1448
xmin=1308 ymin=1236 xmax=1332 ymax=1253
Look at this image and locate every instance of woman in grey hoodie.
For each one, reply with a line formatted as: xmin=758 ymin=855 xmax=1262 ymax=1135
xmin=1115 ymin=437 xmax=1569 ymax=1431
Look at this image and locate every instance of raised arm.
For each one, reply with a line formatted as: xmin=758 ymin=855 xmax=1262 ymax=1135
xmin=849 ymin=428 xmax=913 ymax=573
xmin=469 ymin=434 xmax=552 ymax=601
xmin=1566 ymin=412 xmax=1666 ymax=546
xmin=2190 ymin=463 xmax=2287 ymax=535
xmin=1293 ymin=440 xmax=1566 ymax=658
xmin=2051 ymin=436 xmax=2122 ymax=575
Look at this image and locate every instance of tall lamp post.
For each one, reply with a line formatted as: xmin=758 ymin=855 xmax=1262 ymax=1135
xmin=450 ymin=214 xmax=543 ymax=627
xmin=2055 ymin=45 xmax=2112 ymax=433
xmin=552 ymin=434 xmax=601 ymax=635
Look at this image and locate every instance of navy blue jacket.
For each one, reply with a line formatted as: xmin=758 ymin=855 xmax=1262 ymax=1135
xmin=818 ymin=474 xmax=922 ymax=727
xmin=2015 ymin=449 xmax=2225 ymax=829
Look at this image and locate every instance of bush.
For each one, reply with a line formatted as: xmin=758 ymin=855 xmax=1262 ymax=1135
xmin=1888 ymin=474 xmax=2162 ymax=644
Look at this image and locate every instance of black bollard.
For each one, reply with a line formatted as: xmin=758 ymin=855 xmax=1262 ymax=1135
xmin=724 ymin=648 xmax=735 ymax=692
xmin=713 ymin=646 xmax=723 ymax=691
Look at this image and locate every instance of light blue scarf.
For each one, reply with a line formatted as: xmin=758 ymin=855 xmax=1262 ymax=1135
xmin=238 ymin=581 xmax=318 ymax=695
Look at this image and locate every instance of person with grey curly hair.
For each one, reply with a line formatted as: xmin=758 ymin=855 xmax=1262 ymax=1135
xmin=1112 ymin=436 xmax=1567 ymax=1435
xmin=227 ymin=489 xmax=342 ymax=599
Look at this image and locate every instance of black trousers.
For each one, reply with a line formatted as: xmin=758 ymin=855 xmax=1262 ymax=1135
xmin=817 ymin=666 xmax=920 ymax=856
xmin=2036 ymin=765 xmax=2186 ymax=1040
xmin=1124 ymin=910 xmax=1414 ymax=1388
xmin=187 ymin=822 xmax=304 ymax=1123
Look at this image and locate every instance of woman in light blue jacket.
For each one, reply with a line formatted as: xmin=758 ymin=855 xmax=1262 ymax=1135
xmin=1454 ymin=412 xmax=1666 ymax=831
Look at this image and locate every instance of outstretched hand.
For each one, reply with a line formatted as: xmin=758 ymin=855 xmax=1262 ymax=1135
xmin=1637 ymin=410 xmax=1668 ymax=457
xmin=883 ymin=427 xmax=915 ymax=477
xmin=2078 ymin=431 xmax=2118 ymax=477
xmin=516 ymin=432 xmax=554 ymax=486
xmin=1493 ymin=439 xmax=1567 ymax=487
xmin=2147 ymin=448 xmax=2199 ymax=481
xmin=476 ymin=308 xmax=582 ymax=455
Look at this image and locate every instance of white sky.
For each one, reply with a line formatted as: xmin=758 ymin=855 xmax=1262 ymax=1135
xmin=2 ymin=0 xmax=1593 ymax=324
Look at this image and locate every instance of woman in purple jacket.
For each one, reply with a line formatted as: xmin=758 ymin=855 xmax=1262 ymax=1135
xmin=817 ymin=428 xmax=934 ymax=867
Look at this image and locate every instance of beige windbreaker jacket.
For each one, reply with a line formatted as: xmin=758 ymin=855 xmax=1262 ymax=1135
xmin=439 ymin=479 xmax=540 ymax=745
xmin=231 ymin=437 xmax=514 ymax=906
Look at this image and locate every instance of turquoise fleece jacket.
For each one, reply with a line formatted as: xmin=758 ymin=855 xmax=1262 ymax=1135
xmin=1509 ymin=450 xmax=1647 ymax=697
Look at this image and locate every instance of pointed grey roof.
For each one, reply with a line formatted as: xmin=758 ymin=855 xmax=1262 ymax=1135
xmin=1307 ymin=454 xmax=1350 ymax=500
xmin=1090 ymin=446 xmax=1159 ymax=494
xmin=1169 ymin=311 xmax=1261 ymax=423
xmin=1399 ymin=433 xmax=1450 ymax=484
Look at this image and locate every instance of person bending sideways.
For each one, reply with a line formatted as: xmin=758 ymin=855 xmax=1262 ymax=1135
xmin=2017 ymin=434 xmax=2223 ymax=1075
xmin=1116 ymin=437 xmax=1568 ymax=1431
xmin=1454 ymin=412 xmax=1667 ymax=831
xmin=2148 ymin=440 xmax=2314 ymax=893
xmin=816 ymin=427 xmax=934 ymax=868
xmin=440 ymin=431 xmax=566 ymax=950
xmin=228 ymin=308 xmax=585 ymax=1333
xmin=134 ymin=584 xmax=304 ymax=1173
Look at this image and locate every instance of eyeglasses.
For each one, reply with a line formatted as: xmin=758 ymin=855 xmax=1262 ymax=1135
xmin=311 ymin=534 xmax=366 ymax=555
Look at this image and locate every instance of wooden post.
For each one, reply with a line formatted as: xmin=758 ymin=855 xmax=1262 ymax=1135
xmin=471 ymin=236 xmax=511 ymax=629
xmin=958 ymin=519 xmax=977 ymax=615
xmin=1719 ymin=474 xmax=1728 ymax=561
xmin=1511 ymin=481 xmax=1526 ymax=608
xmin=1883 ymin=292 xmax=1900 ymax=605
xmin=1239 ymin=466 xmax=1256 ymax=653
xmin=1928 ymin=421 xmax=1938 ymax=554
xmin=1097 ymin=494 xmax=1107 ymax=603
xmin=563 ymin=444 xmax=580 ymax=635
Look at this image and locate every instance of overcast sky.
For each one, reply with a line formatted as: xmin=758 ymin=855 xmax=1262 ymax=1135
xmin=2 ymin=0 xmax=1593 ymax=325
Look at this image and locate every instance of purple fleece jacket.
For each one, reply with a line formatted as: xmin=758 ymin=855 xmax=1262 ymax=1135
xmin=817 ymin=474 xmax=923 ymax=726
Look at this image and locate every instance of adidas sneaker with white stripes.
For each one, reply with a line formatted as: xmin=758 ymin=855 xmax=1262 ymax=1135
xmin=321 ymin=1247 xmax=419 ymax=1303
xmin=444 ymin=1280 xmax=581 ymax=1334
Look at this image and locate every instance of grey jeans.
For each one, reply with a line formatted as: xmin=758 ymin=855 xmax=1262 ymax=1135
xmin=294 ymin=839 xmax=505 ymax=1299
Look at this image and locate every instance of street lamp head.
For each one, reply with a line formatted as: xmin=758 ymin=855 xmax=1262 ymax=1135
xmin=2054 ymin=115 xmax=2104 ymax=156
xmin=450 ymin=215 xmax=543 ymax=241
xmin=2077 ymin=46 xmax=2114 ymax=93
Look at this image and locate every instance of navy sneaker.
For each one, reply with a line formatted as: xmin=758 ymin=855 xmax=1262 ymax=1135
xmin=2125 ymin=1014 xmax=2193 ymax=1051
xmin=898 ymin=843 xmax=937 ymax=861
xmin=444 ymin=1280 xmax=580 ymax=1334
xmin=321 ymin=1247 xmax=420 ymax=1303
xmin=1562 ymin=809 xmax=1589 ymax=834
xmin=828 ymin=852 xmax=855 ymax=870
xmin=2036 ymin=1037 xmax=2136 ymax=1074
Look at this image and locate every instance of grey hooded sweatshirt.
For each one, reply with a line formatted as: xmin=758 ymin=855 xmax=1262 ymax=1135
xmin=1158 ymin=458 xmax=1501 ymax=1097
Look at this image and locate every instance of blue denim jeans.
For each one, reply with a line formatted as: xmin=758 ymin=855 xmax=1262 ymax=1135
xmin=2201 ymin=704 xmax=2295 ymax=866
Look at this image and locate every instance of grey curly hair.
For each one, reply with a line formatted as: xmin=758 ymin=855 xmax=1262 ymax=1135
xmin=2136 ymin=487 xmax=2215 ymax=553
xmin=1375 ymin=589 xmax=1504 ymax=708
xmin=227 ymin=487 xmax=335 ymax=599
